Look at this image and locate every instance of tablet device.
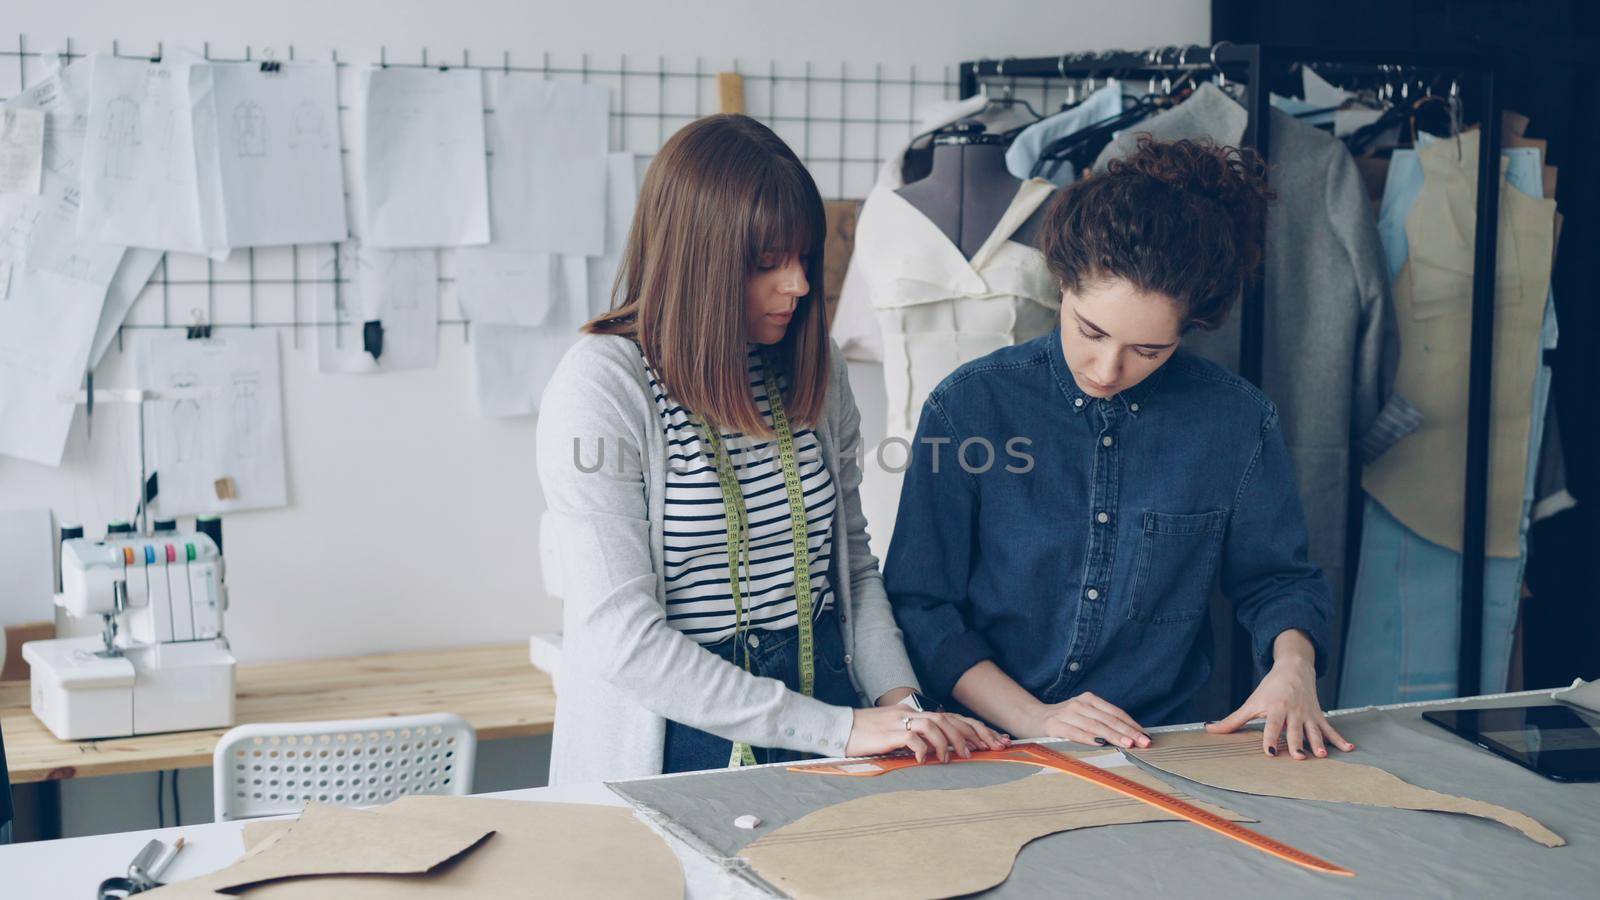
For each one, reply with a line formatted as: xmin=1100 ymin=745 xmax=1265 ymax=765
xmin=1423 ymin=705 xmax=1600 ymax=782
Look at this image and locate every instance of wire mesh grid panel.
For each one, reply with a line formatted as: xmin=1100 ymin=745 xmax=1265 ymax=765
xmin=1 ymin=35 xmax=957 ymax=351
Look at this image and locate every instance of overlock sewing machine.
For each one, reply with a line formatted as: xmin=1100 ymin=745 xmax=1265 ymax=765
xmin=24 ymin=525 xmax=236 ymax=740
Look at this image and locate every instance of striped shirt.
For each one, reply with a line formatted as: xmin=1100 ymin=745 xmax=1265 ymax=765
xmin=643 ymin=344 xmax=837 ymax=645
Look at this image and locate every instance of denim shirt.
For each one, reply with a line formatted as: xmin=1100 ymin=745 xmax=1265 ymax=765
xmin=884 ymin=328 xmax=1334 ymax=726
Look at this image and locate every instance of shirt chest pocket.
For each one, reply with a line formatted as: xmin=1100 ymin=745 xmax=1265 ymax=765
xmin=1127 ymin=509 xmax=1229 ymax=625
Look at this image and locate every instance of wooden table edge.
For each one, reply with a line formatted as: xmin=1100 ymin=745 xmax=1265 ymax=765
xmin=1 ymin=642 xmax=556 ymax=784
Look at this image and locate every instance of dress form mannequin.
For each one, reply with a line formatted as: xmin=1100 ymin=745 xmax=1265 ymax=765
xmin=895 ymin=120 xmax=1046 ymax=257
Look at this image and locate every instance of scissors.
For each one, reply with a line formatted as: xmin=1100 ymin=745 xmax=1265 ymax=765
xmin=97 ymin=837 xmax=185 ymax=898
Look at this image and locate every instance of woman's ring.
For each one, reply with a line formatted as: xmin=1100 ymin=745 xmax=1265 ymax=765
xmin=902 ymin=716 xmax=913 ymax=731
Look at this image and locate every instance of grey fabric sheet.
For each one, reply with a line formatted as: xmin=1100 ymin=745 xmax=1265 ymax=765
xmin=609 ymin=696 xmax=1599 ymax=897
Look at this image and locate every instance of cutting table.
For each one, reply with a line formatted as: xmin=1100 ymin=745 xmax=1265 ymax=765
xmin=1 ymin=690 xmax=1594 ymax=898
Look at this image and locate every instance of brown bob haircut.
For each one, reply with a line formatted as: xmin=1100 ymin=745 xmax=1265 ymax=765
xmin=1039 ymin=136 xmax=1275 ymax=332
xmin=585 ymin=114 xmax=828 ymax=436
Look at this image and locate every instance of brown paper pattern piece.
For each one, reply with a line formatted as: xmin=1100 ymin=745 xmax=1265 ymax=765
xmin=740 ymin=767 xmax=1249 ymax=900
xmin=1128 ymin=730 xmax=1564 ymax=848
xmin=150 ymin=796 xmax=684 ymax=898
xmin=146 ymin=801 xmax=491 ymax=896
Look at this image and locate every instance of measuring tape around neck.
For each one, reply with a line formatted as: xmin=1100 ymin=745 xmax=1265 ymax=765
xmin=693 ymin=353 xmax=817 ymax=768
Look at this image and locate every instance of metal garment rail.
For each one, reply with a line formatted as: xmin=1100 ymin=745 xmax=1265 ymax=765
xmin=960 ymin=44 xmax=1503 ymax=703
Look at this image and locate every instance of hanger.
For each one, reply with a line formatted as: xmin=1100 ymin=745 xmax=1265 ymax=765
xmin=979 ymin=58 xmax=1045 ymax=122
xmin=1029 ymin=93 xmax=1166 ymax=180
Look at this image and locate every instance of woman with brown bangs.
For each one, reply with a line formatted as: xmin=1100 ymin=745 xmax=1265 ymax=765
xmin=536 ymin=114 xmax=1005 ymax=783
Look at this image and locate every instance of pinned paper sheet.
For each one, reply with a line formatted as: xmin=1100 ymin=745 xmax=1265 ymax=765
xmin=206 ymin=61 xmax=347 ymax=248
xmin=741 ymin=767 xmax=1249 ymax=900
xmin=315 ymin=242 xmax=439 ymax=372
xmin=456 ymin=249 xmax=583 ymax=327
xmin=469 ymin=324 xmax=576 ymax=417
xmin=1128 ymin=729 xmax=1565 ymax=847
xmin=357 ymin=66 xmax=489 ymax=248
xmin=0 ymin=61 xmax=138 ymax=463
xmin=79 ymin=53 xmax=228 ymax=258
xmin=0 ymin=268 xmax=105 ymax=465
xmin=136 ymin=329 xmax=288 ymax=515
xmin=0 ymin=106 xmax=45 ymax=194
xmin=482 ymin=74 xmax=608 ymax=255
xmin=15 ymin=58 xmax=93 ymax=182
xmin=87 ymin=248 xmax=162 ymax=370
xmin=587 ymin=151 xmax=637 ymax=317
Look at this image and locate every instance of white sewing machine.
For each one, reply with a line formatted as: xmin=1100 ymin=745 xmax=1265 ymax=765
xmin=23 ymin=532 xmax=236 ymax=740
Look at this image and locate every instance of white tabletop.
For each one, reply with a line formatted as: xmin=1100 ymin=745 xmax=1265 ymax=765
xmin=0 ymin=781 xmax=752 ymax=900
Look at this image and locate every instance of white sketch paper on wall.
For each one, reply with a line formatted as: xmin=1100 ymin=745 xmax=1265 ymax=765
xmin=456 ymin=248 xmax=587 ymax=327
xmin=0 ymin=106 xmax=46 ymax=195
xmin=0 ymin=63 xmax=144 ymax=464
xmin=87 ymin=247 xmax=162 ymax=370
xmin=481 ymin=73 xmax=608 ymax=255
xmin=0 ymin=267 xmax=105 ymax=465
xmin=8 ymin=60 xmax=163 ymax=373
xmin=207 ymin=61 xmax=347 ymax=248
xmin=136 ymin=329 xmax=288 ymax=515
xmin=78 ymin=53 xmax=228 ymax=258
xmin=357 ymin=66 xmax=489 ymax=248
xmin=466 ymin=252 xmax=587 ymax=417
xmin=314 ymin=241 xmax=439 ymax=373
xmin=469 ymin=324 xmax=575 ymax=418
xmin=588 ymin=151 xmax=637 ymax=317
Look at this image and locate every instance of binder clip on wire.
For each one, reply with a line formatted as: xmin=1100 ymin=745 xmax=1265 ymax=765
xmin=185 ymin=309 xmax=211 ymax=341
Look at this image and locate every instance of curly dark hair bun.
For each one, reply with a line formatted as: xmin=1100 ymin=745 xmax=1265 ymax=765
xmin=1038 ymin=135 xmax=1275 ymax=331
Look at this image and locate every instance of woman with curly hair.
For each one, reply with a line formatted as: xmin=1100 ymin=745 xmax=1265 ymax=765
xmin=886 ymin=136 xmax=1357 ymax=762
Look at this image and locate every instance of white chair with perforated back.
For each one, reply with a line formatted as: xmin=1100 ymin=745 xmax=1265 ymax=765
xmin=213 ymin=713 xmax=477 ymax=822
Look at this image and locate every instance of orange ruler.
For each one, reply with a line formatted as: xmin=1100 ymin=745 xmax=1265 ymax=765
xmin=789 ymin=742 xmax=1354 ymax=878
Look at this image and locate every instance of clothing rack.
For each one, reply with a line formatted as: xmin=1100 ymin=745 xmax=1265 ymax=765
xmin=960 ymin=44 xmax=1503 ymax=704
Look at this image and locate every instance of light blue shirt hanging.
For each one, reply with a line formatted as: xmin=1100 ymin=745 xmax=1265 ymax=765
xmin=1004 ymin=83 xmax=1124 ymax=185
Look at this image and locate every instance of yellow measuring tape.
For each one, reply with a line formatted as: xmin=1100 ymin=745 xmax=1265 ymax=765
xmin=694 ymin=353 xmax=816 ymax=768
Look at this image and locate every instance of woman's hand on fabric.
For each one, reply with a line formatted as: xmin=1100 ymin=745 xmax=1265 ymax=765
xmin=846 ymin=708 xmax=1009 ymax=762
xmin=1032 ymin=692 xmax=1151 ymax=749
xmin=1206 ymin=629 xmax=1355 ymax=759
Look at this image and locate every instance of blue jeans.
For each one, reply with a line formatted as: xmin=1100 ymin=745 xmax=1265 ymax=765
xmin=662 ymin=606 xmax=858 ymax=774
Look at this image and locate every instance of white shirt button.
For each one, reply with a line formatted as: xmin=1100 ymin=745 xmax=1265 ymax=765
xmin=747 ymin=633 xmax=760 ymax=648
xmin=1102 ymin=436 xmax=1114 ymax=447
xmin=1096 ymin=512 xmax=1109 ymax=524
xmin=843 ymin=654 xmax=853 ymax=666
xmin=1086 ymin=588 xmax=1100 ymax=600
xmin=1073 ymin=398 xmax=1084 ymax=408
xmin=1068 ymin=661 xmax=1081 ymax=672
xmin=784 ymin=727 xmax=795 ymax=736
xmin=1130 ymin=403 xmax=1141 ymax=412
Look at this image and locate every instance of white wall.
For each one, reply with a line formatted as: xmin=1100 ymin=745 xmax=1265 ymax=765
xmin=4 ymin=0 xmax=1207 ymax=837
xmin=13 ymin=0 xmax=1205 ymax=73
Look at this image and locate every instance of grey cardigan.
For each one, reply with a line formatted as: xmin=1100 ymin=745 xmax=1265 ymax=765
xmin=535 ymin=333 xmax=921 ymax=785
